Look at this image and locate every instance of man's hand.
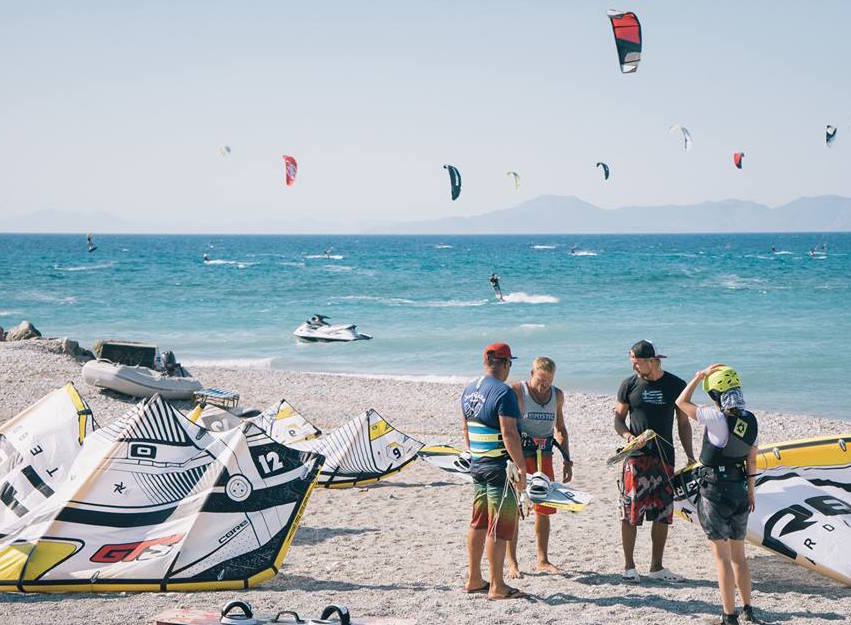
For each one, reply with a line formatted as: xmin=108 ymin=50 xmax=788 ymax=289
xmin=517 ymin=470 xmax=527 ymax=492
xmin=562 ymin=463 xmax=573 ymax=483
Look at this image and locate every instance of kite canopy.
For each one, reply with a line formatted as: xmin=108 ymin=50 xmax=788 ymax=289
xmin=443 ymin=164 xmax=461 ymax=201
xmin=0 ymin=389 xmax=322 ymax=592
xmin=218 ymin=145 xmax=231 ymax=157
xmin=283 ymin=155 xmax=298 ymax=187
xmin=596 ymin=162 xmax=610 ymax=180
xmin=668 ymin=124 xmax=693 ymax=151
xmin=607 ymin=10 xmax=642 ymax=73
xmin=506 ymin=171 xmax=520 ymax=190
xmin=674 ymin=434 xmax=851 ymax=587
xmin=733 ymin=152 xmax=745 ymax=169
xmin=826 ymin=125 xmax=837 ymax=147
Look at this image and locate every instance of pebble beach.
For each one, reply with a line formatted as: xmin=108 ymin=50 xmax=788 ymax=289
xmin=1 ymin=338 xmax=850 ymax=624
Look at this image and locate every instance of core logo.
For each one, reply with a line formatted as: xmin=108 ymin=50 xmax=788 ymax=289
xmin=90 ymin=534 xmax=183 ymax=563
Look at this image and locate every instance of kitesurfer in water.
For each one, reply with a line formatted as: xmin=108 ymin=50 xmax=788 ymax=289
xmin=462 ymin=342 xmax=526 ymax=600
xmin=203 ymin=253 xmax=210 ymax=262
xmin=676 ymin=365 xmax=759 ymax=625
xmin=770 ymin=245 xmax=776 ymax=254
xmin=506 ymin=357 xmax=572 ymax=577
xmin=489 ymin=273 xmax=503 ymax=301
xmin=614 ymin=340 xmax=694 ymax=583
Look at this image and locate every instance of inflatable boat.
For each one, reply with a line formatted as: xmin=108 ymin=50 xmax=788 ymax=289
xmin=82 ymin=359 xmax=202 ymax=400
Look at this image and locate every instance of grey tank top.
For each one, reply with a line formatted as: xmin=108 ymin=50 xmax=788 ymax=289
xmin=517 ymin=381 xmax=557 ymax=439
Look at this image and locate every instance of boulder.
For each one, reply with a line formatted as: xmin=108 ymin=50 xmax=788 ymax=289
xmin=0 ymin=325 xmax=4 ymax=341
xmin=61 ymin=336 xmax=95 ymax=361
xmin=5 ymin=321 xmax=42 ymax=341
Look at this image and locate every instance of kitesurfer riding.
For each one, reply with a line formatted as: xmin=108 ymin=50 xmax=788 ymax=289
xmin=614 ymin=340 xmax=694 ymax=583
xmin=489 ymin=273 xmax=503 ymax=301
xmin=462 ymin=342 xmax=527 ymax=600
xmin=676 ymin=365 xmax=759 ymax=625
xmin=506 ymin=357 xmax=572 ymax=577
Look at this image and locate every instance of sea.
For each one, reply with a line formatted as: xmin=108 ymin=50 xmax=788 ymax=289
xmin=1 ymin=232 xmax=848 ymax=420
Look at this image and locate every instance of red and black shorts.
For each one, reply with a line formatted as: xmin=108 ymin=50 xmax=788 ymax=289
xmin=618 ymin=455 xmax=674 ymax=526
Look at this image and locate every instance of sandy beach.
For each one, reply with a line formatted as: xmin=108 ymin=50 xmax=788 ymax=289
xmin=1 ymin=338 xmax=850 ymax=625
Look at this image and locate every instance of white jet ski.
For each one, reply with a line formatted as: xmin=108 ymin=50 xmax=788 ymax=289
xmin=293 ymin=314 xmax=372 ymax=343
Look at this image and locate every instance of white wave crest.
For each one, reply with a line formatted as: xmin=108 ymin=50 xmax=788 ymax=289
xmin=435 ymin=244 xmax=454 ymax=249
xmin=519 ymin=323 xmax=547 ymax=329
xmin=54 ymin=261 xmax=116 ymax=272
xmin=531 ymin=244 xmax=557 ymax=250
xmin=184 ymin=357 xmax=276 ymax=369
xmin=571 ymin=250 xmax=597 ymax=257
xmin=324 ymin=265 xmax=353 ymax=272
xmin=305 ymin=254 xmax=344 ymax=260
xmin=502 ymin=292 xmax=559 ymax=304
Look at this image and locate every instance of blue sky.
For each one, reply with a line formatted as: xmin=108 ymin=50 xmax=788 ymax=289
xmin=2 ymin=2 xmax=850 ymax=230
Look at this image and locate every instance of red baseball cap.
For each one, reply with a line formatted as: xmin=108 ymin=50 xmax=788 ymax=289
xmin=483 ymin=342 xmax=517 ymax=360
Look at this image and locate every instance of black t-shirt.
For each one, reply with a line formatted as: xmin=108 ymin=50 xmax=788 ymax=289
xmin=617 ymin=371 xmax=687 ymax=465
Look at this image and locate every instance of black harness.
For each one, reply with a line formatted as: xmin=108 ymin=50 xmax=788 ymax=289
xmin=698 ymin=409 xmax=758 ymax=481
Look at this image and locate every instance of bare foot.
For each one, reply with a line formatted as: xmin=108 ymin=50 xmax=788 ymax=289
xmin=507 ymin=564 xmax=523 ymax=579
xmin=537 ymin=561 xmax=561 ymax=574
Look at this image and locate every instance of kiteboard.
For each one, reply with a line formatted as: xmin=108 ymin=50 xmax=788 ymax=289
xmin=606 ymin=429 xmax=657 ymax=466
xmin=155 ymin=601 xmax=414 ymax=625
xmin=418 ymin=444 xmax=473 ymax=482
xmin=526 ymin=471 xmax=592 ymax=512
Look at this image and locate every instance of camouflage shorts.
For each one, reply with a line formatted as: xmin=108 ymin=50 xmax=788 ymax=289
xmin=618 ymin=455 xmax=674 ymax=526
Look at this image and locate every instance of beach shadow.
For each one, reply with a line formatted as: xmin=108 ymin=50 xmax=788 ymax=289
xmin=292 ymin=526 xmax=378 ymax=546
xmin=749 ymin=558 xmax=851 ymax=598
xmin=569 ymin=570 xmax=716 ymax=589
xmin=358 ymin=480 xmax=459 ymax=489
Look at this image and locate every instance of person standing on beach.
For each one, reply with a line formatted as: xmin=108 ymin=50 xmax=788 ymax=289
xmin=614 ymin=339 xmax=695 ymax=583
xmin=506 ymin=356 xmax=572 ymax=577
xmin=462 ymin=342 xmax=527 ymax=600
xmin=676 ymin=365 xmax=759 ymax=625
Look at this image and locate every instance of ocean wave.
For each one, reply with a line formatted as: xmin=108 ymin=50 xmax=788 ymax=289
xmin=305 ymin=254 xmax=344 ymax=260
xmin=302 ymin=370 xmax=469 ymax=385
xmin=204 ymin=259 xmax=258 ymax=269
xmin=23 ymin=292 xmax=77 ymax=305
xmin=435 ymin=244 xmax=454 ymax=249
xmin=324 ymin=265 xmax=353 ymax=272
xmin=519 ymin=323 xmax=546 ymax=329
xmin=54 ymin=261 xmax=116 ymax=272
xmin=279 ymin=261 xmax=306 ymax=267
xmin=184 ymin=357 xmax=276 ymax=369
xmin=502 ymin=292 xmax=559 ymax=304
xmin=571 ymin=250 xmax=597 ymax=257
xmin=336 ymin=294 xmax=486 ymax=307
xmin=531 ymin=244 xmax=557 ymax=250
xmin=0 ymin=310 xmax=22 ymax=317
xmin=415 ymin=299 xmax=488 ymax=308
xmin=772 ymin=250 xmax=793 ymax=255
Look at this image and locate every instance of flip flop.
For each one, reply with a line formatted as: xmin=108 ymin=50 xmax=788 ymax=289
xmin=464 ymin=582 xmax=490 ymax=594
xmin=488 ymin=587 xmax=527 ymax=601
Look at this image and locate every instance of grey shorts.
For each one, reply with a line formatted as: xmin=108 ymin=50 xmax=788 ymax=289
xmin=696 ymin=477 xmax=749 ymax=541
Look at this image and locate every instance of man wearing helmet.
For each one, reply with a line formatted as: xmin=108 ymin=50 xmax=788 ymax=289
xmin=677 ymin=365 xmax=759 ymax=625
xmin=614 ymin=340 xmax=695 ymax=583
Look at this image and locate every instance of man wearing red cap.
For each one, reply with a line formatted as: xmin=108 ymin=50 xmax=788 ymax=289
xmin=614 ymin=339 xmax=695 ymax=584
xmin=462 ymin=342 xmax=527 ymax=600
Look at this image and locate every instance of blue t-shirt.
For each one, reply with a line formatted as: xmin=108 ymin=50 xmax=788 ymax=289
xmin=461 ymin=375 xmax=520 ymax=478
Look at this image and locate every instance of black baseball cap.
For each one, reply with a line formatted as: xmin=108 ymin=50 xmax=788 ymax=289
xmin=631 ymin=339 xmax=667 ymax=359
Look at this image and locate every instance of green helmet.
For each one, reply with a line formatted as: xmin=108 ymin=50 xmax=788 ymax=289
xmin=702 ymin=366 xmax=741 ymax=394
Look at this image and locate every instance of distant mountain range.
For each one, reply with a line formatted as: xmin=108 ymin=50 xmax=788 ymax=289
xmin=369 ymin=195 xmax=851 ymax=234
xmin=5 ymin=195 xmax=851 ymax=234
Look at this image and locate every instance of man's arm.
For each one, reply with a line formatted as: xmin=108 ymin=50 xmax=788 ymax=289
xmin=500 ymin=415 xmax=526 ymax=491
xmin=676 ymin=407 xmax=696 ymax=464
xmin=746 ymin=442 xmax=758 ymax=512
xmin=462 ymin=415 xmax=470 ymax=451
xmin=554 ymin=389 xmax=572 ymax=482
xmin=510 ymin=382 xmax=525 ymax=416
xmin=613 ymin=402 xmax=633 ymax=442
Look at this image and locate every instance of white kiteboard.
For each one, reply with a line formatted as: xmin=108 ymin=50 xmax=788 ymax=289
xmin=418 ymin=444 xmax=473 ymax=482
xmin=526 ymin=471 xmax=592 ymax=512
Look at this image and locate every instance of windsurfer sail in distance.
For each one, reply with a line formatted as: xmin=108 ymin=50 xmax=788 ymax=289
xmin=490 ymin=273 xmax=504 ymax=301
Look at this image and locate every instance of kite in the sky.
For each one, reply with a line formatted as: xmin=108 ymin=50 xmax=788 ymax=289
xmin=733 ymin=152 xmax=745 ymax=169
xmin=607 ymin=10 xmax=642 ymax=73
xmin=443 ymin=164 xmax=461 ymax=201
xmin=283 ymin=155 xmax=298 ymax=187
xmin=218 ymin=145 xmax=231 ymax=157
xmin=826 ymin=125 xmax=837 ymax=147
xmin=668 ymin=124 xmax=694 ymax=151
xmin=596 ymin=162 xmax=610 ymax=180
xmin=506 ymin=171 xmax=520 ymax=190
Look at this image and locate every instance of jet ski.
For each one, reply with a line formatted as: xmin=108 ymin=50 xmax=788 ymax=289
xmin=293 ymin=314 xmax=372 ymax=343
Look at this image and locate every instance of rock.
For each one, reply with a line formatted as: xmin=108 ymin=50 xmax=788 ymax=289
xmin=61 ymin=336 xmax=95 ymax=361
xmin=5 ymin=320 xmax=41 ymax=341
xmin=0 ymin=325 xmax=4 ymax=341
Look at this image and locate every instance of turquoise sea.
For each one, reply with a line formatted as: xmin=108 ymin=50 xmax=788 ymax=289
xmin=1 ymin=233 xmax=848 ymax=419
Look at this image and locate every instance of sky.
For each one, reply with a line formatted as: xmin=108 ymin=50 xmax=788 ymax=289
xmin=2 ymin=1 xmax=851 ymax=231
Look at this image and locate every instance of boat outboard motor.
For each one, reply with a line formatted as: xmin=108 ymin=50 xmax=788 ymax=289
xmin=160 ymin=350 xmax=178 ymax=375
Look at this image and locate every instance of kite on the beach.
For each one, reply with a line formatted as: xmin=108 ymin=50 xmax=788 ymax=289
xmin=596 ymin=162 xmax=610 ymax=180
xmin=0 ymin=389 xmax=322 ymax=592
xmin=826 ymin=125 xmax=837 ymax=147
xmin=607 ymin=10 xmax=642 ymax=74
xmin=674 ymin=434 xmax=851 ymax=587
xmin=506 ymin=171 xmax=520 ymax=190
xmin=443 ymin=164 xmax=461 ymax=200
xmin=668 ymin=124 xmax=694 ymax=151
xmin=733 ymin=152 xmax=745 ymax=169
xmin=283 ymin=154 xmax=298 ymax=186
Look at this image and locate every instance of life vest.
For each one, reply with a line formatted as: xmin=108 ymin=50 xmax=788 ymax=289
xmin=699 ymin=409 xmax=758 ymax=477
